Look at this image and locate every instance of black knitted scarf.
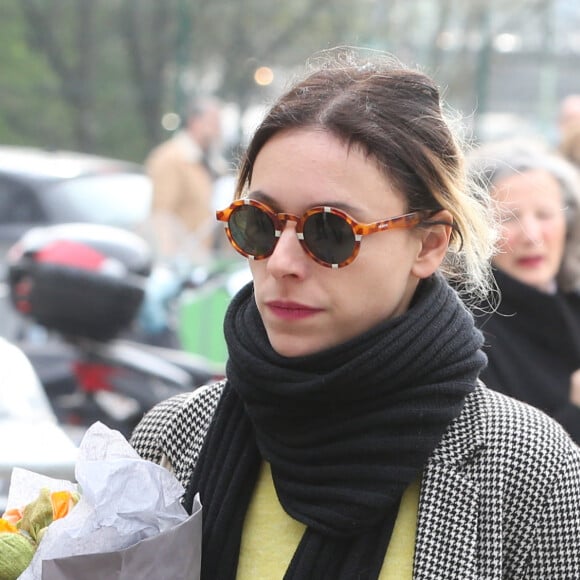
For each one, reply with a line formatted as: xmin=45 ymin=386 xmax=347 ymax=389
xmin=183 ymin=274 xmax=486 ymax=579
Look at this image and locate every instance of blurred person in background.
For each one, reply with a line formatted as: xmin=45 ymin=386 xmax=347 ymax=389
xmin=560 ymin=121 xmax=580 ymax=170
xmin=131 ymin=50 xmax=580 ymax=578
xmin=144 ymin=97 xmax=226 ymax=265
xmin=557 ymin=94 xmax=580 ymax=156
xmin=470 ymin=139 xmax=580 ymax=443
xmin=136 ymin=98 xmax=227 ymax=346
xmin=559 ymin=94 xmax=580 ymax=139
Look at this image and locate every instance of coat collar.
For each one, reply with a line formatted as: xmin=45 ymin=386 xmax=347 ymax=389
xmin=413 ymin=384 xmax=487 ymax=579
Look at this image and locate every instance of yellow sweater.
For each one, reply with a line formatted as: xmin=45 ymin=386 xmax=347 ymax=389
xmin=237 ymin=462 xmax=419 ymax=579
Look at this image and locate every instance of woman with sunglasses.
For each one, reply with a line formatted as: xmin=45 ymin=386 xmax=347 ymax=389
xmin=131 ymin=49 xmax=580 ymax=579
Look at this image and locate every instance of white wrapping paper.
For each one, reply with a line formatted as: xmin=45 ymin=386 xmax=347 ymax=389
xmin=8 ymin=422 xmax=201 ymax=580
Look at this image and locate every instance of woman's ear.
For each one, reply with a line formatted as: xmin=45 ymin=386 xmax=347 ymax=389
xmin=411 ymin=210 xmax=453 ymax=279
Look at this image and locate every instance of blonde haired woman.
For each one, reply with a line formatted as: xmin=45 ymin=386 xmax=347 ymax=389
xmin=471 ymin=139 xmax=580 ymax=445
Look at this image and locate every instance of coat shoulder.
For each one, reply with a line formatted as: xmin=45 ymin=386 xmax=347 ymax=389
xmin=130 ymin=380 xmax=225 ymax=487
xmin=434 ymin=382 xmax=580 ymax=469
xmin=418 ymin=384 xmax=580 ymax=577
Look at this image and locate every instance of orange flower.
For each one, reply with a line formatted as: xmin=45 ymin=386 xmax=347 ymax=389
xmin=1 ymin=508 xmax=23 ymax=526
xmin=0 ymin=517 xmax=18 ymax=533
xmin=50 ymin=490 xmax=77 ymax=520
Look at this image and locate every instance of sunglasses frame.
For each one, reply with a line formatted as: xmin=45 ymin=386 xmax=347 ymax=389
xmin=216 ymin=198 xmax=424 ymax=268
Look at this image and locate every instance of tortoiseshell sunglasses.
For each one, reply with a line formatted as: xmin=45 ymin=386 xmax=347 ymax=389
xmin=216 ymin=198 xmax=426 ymax=269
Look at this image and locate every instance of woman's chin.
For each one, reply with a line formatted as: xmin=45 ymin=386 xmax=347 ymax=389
xmin=508 ymin=269 xmax=557 ymax=293
xmin=267 ymin=333 xmax=329 ymax=358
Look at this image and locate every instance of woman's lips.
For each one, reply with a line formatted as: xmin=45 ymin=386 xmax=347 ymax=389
xmin=266 ymin=300 xmax=323 ymax=320
xmin=516 ymin=256 xmax=544 ymax=268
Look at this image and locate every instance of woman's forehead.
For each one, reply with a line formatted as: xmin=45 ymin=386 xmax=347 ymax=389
xmin=250 ymin=129 xmax=406 ymax=214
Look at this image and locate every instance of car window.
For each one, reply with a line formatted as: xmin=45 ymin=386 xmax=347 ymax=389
xmin=44 ymin=173 xmax=153 ymax=228
xmin=0 ymin=177 xmax=45 ymax=224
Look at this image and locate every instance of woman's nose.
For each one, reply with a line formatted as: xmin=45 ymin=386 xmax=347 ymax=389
xmin=266 ymin=222 xmax=309 ymax=278
xmin=519 ymin=215 xmax=543 ymax=244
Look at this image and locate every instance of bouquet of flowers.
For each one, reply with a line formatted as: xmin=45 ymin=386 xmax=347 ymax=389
xmin=1 ymin=487 xmax=79 ymax=579
xmin=0 ymin=422 xmax=201 ymax=580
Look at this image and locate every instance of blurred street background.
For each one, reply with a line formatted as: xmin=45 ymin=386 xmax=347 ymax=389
xmin=1 ymin=0 xmax=579 ymax=160
xmin=1 ymin=0 xmax=580 ymax=486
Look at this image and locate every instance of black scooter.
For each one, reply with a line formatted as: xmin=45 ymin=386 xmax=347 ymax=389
xmin=6 ymin=223 xmax=226 ymax=439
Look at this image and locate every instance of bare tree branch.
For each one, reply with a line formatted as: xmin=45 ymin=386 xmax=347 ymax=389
xmin=19 ymin=0 xmax=99 ymax=150
xmin=20 ymin=0 xmax=72 ymax=83
xmin=119 ymin=0 xmax=174 ymax=145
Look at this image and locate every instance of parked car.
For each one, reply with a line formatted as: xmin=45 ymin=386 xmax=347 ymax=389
xmin=0 ymin=337 xmax=78 ymax=513
xmin=0 ymin=145 xmax=152 ymax=340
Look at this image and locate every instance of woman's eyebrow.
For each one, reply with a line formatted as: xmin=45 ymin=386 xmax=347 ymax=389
xmin=247 ymin=189 xmax=360 ymax=214
xmin=247 ymin=190 xmax=275 ymax=205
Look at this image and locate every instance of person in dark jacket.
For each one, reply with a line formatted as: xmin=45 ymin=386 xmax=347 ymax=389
xmin=130 ymin=50 xmax=580 ymax=579
xmin=469 ymin=139 xmax=580 ymax=443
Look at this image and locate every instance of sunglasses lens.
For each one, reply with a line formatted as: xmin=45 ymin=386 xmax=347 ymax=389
xmin=303 ymin=211 xmax=356 ymax=265
xmin=229 ymin=204 xmax=276 ymax=257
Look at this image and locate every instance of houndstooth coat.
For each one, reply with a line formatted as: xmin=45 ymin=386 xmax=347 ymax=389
xmin=131 ymin=381 xmax=580 ymax=579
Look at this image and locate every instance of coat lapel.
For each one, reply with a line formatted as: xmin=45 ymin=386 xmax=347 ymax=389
xmin=413 ymin=458 xmax=481 ymax=579
xmin=412 ymin=387 xmax=486 ymax=579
